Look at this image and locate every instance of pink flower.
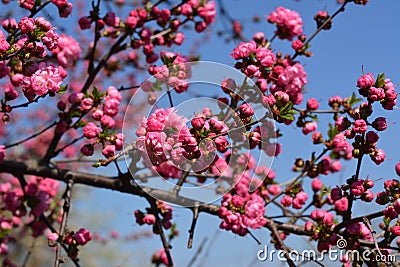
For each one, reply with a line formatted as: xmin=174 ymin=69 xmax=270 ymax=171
xmin=353 ymin=119 xmax=368 ymax=133
xmin=350 ymin=181 xmax=365 ymax=196
xmin=81 ymin=98 xmax=93 ymax=110
xmin=243 ymin=195 xmax=266 ymax=229
xmin=239 ymin=103 xmax=254 ymax=117
xmin=18 ymin=17 xmax=35 ymax=33
xmin=312 ymin=179 xmax=323 ymax=192
xmin=0 ymin=145 xmax=6 ymax=162
xmin=0 ymin=31 xmax=10 ymax=53
xmin=370 ymin=149 xmax=385 ymax=165
xmin=48 ymin=232 xmax=59 ymax=242
xmin=383 ymin=206 xmax=398 ymax=220
xmin=302 ymin=121 xmax=317 ymax=135
xmin=101 ymin=115 xmax=116 ymax=128
xmin=357 ymin=73 xmax=375 ymax=88
xmin=197 ymin=1 xmax=216 ymax=25
xmin=23 ymin=62 xmax=65 ymax=97
xmin=83 ymin=123 xmax=100 ymax=139
xmin=52 ymin=34 xmax=81 ymax=68
xmin=191 ymin=116 xmax=205 ymax=129
xmin=306 ymin=98 xmax=319 ymax=110
xmin=392 ymin=226 xmax=400 ymax=236
xmin=255 ymin=47 xmax=276 ymax=67
xmin=81 ymin=144 xmax=94 ymax=156
xmin=267 ymin=7 xmax=303 ymax=41
xmin=142 ymin=214 xmax=156 ymax=225
xmin=281 ymin=195 xmax=292 ymax=207
xmin=74 ymin=228 xmax=92 ymax=245
xmin=335 ymin=197 xmax=348 ymax=212
xmin=102 ymin=145 xmax=115 ymax=158
xmin=396 ymin=163 xmax=400 ymax=176
xmin=362 ymin=190 xmax=374 ymax=202
xmin=291 ymin=39 xmax=303 ymax=51
xmin=368 ymin=87 xmax=385 ymax=101
xmin=268 ymin=184 xmax=281 ymax=195
xmin=42 ymin=30 xmax=59 ymax=50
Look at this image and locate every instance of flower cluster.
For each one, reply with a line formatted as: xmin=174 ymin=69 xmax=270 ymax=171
xmin=48 ymin=228 xmax=92 ymax=259
xmin=134 ymin=201 xmax=173 ymax=233
xmin=267 ymin=7 xmax=303 ymax=41
xmin=0 ymin=175 xmax=61 ymax=256
xmin=79 ymin=86 xmax=124 ymax=158
xmin=357 ymin=73 xmax=397 ymax=110
xmin=51 ymin=34 xmax=81 ymax=68
xmin=136 ymin=107 xmax=194 ymax=178
xmin=219 ymin=192 xmax=266 ymax=235
xmin=145 ymin=51 xmax=191 ymax=96
xmin=22 ymin=62 xmax=67 ymax=100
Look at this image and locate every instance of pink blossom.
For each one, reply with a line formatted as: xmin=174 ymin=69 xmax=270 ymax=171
xmin=335 ymin=197 xmax=348 ymax=212
xmin=101 ymin=115 xmax=116 ymax=128
xmin=268 ymin=184 xmax=281 ymax=195
xmin=102 ymin=145 xmax=115 ymax=158
xmin=18 ymin=17 xmax=35 ymax=33
xmin=243 ymin=195 xmax=267 ymax=229
xmin=291 ymin=39 xmax=303 ymax=51
xmin=306 ymin=98 xmax=319 ymax=110
xmin=302 ymin=121 xmax=317 ymax=135
xmin=83 ymin=123 xmax=100 ymax=139
xmin=74 ymin=228 xmax=92 ymax=245
xmin=239 ymin=103 xmax=254 ymax=117
xmin=383 ymin=206 xmax=398 ymax=220
xmin=353 ymin=119 xmax=368 ymax=133
xmin=312 ymin=179 xmax=323 ymax=192
xmin=0 ymin=145 xmax=6 ymax=162
xmin=52 ymin=34 xmax=81 ymax=68
xmin=392 ymin=226 xmax=400 ymax=236
xmin=350 ymin=181 xmax=365 ymax=196
xmin=370 ymin=149 xmax=385 ymax=165
xmin=31 ymin=191 xmax=48 ymax=217
xmin=42 ymin=30 xmax=59 ymax=50
xmin=281 ymin=195 xmax=292 ymax=207
xmin=197 ymin=1 xmax=216 ymax=24
xmin=23 ymin=62 xmax=65 ymax=97
xmin=368 ymin=87 xmax=385 ymax=101
xmin=362 ymin=190 xmax=374 ymax=202
xmin=267 ymin=7 xmax=303 ymax=40
xmin=0 ymin=31 xmax=10 ymax=53
xmin=142 ymin=214 xmax=156 ymax=225
xmin=357 ymin=73 xmax=375 ymax=88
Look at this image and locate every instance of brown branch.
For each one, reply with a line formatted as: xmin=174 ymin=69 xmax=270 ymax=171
xmin=187 ymin=202 xmax=199 ymax=249
xmin=0 ymin=160 xmax=311 ymax=237
xmin=5 ymin=122 xmax=57 ymax=149
xmin=266 ymin=220 xmax=297 ymax=267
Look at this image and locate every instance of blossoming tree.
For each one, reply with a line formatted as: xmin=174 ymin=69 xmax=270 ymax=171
xmin=0 ymin=0 xmax=399 ymax=266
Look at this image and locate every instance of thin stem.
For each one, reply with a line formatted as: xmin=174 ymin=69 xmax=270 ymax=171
xmin=5 ymin=122 xmax=57 ymax=149
xmin=187 ymin=202 xmax=200 ymax=249
xmin=149 ymin=199 xmax=174 ymax=267
xmin=54 ymin=180 xmax=74 ymax=267
xmin=292 ymin=0 xmax=350 ymax=61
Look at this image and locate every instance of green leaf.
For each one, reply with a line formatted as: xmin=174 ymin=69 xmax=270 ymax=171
xmin=327 ymin=124 xmax=338 ymax=140
xmin=346 ymin=92 xmax=362 ymax=107
xmin=375 ymin=73 xmax=386 ymax=88
xmin=279 ymin=113 xmax=294 ymax=121
xmin=58 ymin=84 xmax=68 ymax=95
xmin=161 ymin=55 xmax=177 ymax=67
xmin=280 ymin=101 xmax=293 ymax=114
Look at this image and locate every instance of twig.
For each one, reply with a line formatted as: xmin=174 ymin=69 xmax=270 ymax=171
xmin=96 ymin=143 xmax=136 ymax=167
xmin=363 ymin=217 xmax=384 ymax=260
xmin=54 ymin=180 xmax=74 ymax=267
xmin=266 ymin=220 xmax=297 ymax=267
xmin=149 ymin=198 xmax=174 ymax=267
xmin=186 ymin=237 xmax=208 ymax=267
xmin=5 ymin=122 xmax=57 ymax=149
xmin=21 ymin=239 xmax=36 ymax=267
xmin=187 ymin=202 xmax=200 ymax=248
xmin=292 ymin=0 xmax=351 ymax=61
